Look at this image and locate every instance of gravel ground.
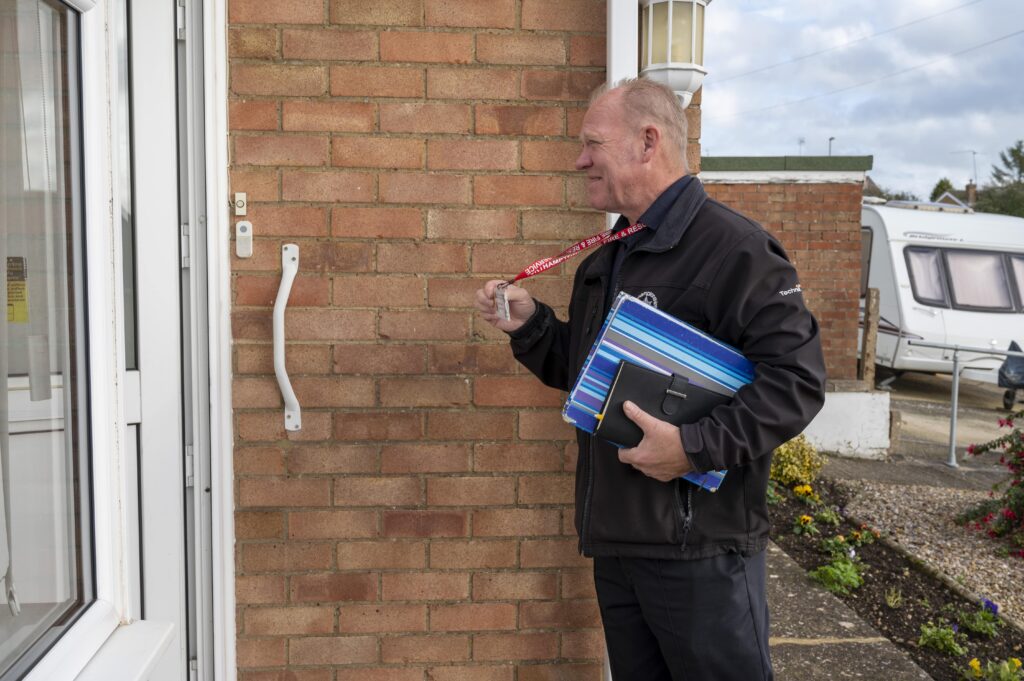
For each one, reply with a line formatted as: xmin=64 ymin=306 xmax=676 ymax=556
xmin=839 ymin=480 xmax=1024 ymax=625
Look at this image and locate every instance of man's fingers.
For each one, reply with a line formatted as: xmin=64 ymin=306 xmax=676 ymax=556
xmin=622 ymin=400 xmax=657 ymax=433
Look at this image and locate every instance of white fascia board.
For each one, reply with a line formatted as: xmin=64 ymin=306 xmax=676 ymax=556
xmin=700 ymin=170 xmax=868 ymax=184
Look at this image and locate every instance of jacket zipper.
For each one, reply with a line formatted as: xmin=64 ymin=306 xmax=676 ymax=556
xmin=676 ymin=483 xmax=693 ymax=552
xmin=580 ymin=436 xmax=595 ymax=554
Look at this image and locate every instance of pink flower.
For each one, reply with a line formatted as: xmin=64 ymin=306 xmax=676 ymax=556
xmin=967 ymin=444 xmax=976 ymax=455
xmin=1003 ymin=508 xmax=1018 ymax=521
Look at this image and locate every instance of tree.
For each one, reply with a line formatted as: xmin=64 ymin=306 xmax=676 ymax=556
xmin=991 ymin=140 xmax=1024 ymax=186
xmin=929 ymin=177 xmax=954 ymax=202
xmin=863 ymin=176 xmax=919 ymax=202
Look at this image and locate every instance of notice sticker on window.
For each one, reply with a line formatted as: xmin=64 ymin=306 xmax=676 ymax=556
xmin=7 ymin=256 xmax=28 ymax=323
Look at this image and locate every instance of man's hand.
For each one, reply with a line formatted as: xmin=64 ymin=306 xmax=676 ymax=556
xmin=618 ymin=401 xmax=693 ymax=482
xmin=474 ymin=280 xmax=537 ymax=334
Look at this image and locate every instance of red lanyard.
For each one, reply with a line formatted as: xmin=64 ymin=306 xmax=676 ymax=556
xmin=508 ymin=223 xmax=647 ymax=284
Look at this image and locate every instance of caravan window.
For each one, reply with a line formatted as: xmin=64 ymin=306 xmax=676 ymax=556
xmin=905 ymin=248 xmax=948 ymax=306
xmin=946 ymin=251 xmax=1014 ymax=311
xmin=860 ymin=228 xmax=872 ymax=298
xmin=1012 ymin=255 xmax=1024 ymax=304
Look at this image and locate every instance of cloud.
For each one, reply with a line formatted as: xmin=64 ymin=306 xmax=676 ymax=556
xmin=700 ymin=0 xmax=1024 ymax=198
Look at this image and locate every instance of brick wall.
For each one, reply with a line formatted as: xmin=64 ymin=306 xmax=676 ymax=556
xmin=703 ymin=182 xmax=863 ymax=381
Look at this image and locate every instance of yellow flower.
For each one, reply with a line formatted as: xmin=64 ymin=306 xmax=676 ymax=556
xmin=968 ymin=658 xmax=981 ymax=678
xmin=793 ymin=484 xmax=811 ymax=496
xmin=1012 ymin=657 xmax=1022 ymax=669
xmin=799 ymin=515 xmax=813 ymax=525
xmin=835 ymin=535 xmax=845 ymax=543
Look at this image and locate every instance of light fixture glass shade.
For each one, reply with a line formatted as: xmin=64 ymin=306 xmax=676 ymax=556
xmin=639 ymin=0 xmax=710 ymax=107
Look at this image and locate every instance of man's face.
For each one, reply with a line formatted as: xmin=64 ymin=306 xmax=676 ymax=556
xmin=575 ymin=92 xmax=643 ymax=218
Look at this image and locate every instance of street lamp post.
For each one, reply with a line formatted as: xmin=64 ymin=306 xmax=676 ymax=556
xmin=828 ymin=136 xmax=835 ymax=156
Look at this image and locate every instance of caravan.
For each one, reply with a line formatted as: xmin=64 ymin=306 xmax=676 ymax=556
xmin=860 ymin=201 xmax=1024 ymax=406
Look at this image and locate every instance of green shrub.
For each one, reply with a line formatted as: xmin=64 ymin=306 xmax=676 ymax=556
xmin=808 ymin=558 xmax=863 ymax=595
xmin=919 ymin=620 xmax=968 ymax=656
xmin=771 ymin=434 xmax=824 ymax=486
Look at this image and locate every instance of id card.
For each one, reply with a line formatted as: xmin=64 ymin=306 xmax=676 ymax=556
xmin=494 ymin=283 xmax=511 ymax=321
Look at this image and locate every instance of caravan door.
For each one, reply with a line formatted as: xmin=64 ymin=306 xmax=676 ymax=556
xmin=894 ymin=246 xmax=948 ymax=371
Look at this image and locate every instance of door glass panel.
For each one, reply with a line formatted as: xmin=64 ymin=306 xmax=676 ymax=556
xmin=0 ymin=0 xmax=93 ymax=676
xmin=905 ymin=248 xmax=947 ymax=306
xmin=1011 ymin=255 xmax=1024 ymax=308
xmin=946 ymin=251 xmax=1012 ymax=310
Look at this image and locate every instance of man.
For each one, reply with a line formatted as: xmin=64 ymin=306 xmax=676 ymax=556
xmin=474 ymin=79 xmax=826 ymax=681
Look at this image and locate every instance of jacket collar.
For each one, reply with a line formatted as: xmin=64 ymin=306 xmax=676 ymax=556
xmin=583 ymin=176 xmax=708 ymax=282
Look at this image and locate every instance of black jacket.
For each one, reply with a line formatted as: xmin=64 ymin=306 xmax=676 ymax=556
xmin=509 ymin=178 xmax=827 ymax=559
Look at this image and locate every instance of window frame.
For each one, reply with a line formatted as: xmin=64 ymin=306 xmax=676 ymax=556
xmin=859 ymin=226 xmax=873 ymax=299
xmin=903 ymin=246 xmax=951 ymax=308
xmin=942 ymin=248 xmax=1017 ymax=313
xmin=903 ymin=245 xmax=1024 ymax=314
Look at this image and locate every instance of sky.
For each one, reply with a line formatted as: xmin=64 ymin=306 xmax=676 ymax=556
xmin=700 ymin=0 xmax=1024 ymax=199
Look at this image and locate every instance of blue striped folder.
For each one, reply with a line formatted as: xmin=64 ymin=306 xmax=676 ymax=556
xmin=563 ymin=293 xmax=756 ymax=492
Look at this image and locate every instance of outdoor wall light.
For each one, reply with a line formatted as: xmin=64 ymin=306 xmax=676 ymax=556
xmin=638 ymin=0 xmax=711 ymax=107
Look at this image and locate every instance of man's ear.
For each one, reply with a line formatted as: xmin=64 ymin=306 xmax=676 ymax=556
xmin=640 ymin=125 xmax=661 ymax=162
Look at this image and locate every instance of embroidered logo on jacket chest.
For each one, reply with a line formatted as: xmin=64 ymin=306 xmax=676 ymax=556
xmin=637 ymin=291 xmax=659 ymax=308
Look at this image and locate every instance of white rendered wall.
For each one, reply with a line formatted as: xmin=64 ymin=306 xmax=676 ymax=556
xmin=803 ymin=391 xmax=891 ymax=459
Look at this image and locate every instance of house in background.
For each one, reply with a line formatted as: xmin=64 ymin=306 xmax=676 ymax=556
xmin=1 ymin=1 xmax=877 ymax=679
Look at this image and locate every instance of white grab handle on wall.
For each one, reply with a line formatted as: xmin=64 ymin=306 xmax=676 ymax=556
xmin=274 ymin=244 xmax=301 ymax=431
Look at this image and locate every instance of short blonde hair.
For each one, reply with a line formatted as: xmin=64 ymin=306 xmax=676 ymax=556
xmin=591 ymin=78 xmax=688 ymax=168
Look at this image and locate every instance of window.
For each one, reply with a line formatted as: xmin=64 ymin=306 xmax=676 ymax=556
xmin=1 ymin=0 xmax=93 ymax=677
xmin=946 ymin=251 xmax=1013 ymax=311
xmin=905 ymin=248 xmax=948 ymax=306
xmin=860 ymin=227 xmax=872 ymax=298
xmin=1012 ymin=256 xmax=1024 ymax=306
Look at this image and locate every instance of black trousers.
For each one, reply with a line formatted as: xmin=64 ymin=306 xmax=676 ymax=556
xmin=593 ymin=551 xmax=773 ymax=681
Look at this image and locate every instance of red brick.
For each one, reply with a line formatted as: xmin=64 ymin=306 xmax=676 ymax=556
xmin=474 ymin=175 xmax=563 ymax=207
xmin=429 ymin=540 xmax=517 ymax=569
xmin=234 ymin=446 xmax=285 ymax=475
xmin=332 ymin=275 xmax=425 ymax=308
xmin=380 ymin=173 xmax=471 ymax=205
xmin=381 ymin=31 xmax=473 ymax=63
xmin=559 ymin=630 xmax=605 ymax=660
xmin=472 ymin=572 xmax=558 ymax=601
xmin=235 ymin=511 xmax=285 ymax=540
xmin=230 ymin=100 xmax=278 ymax=131
xmin=474 ymin=376 xmax=563 ymax=407
xmin=426 ymin=209 xmax=517 ymax=240
xmin=472 ymin=509 xmax=560 ymax=537
xmin=522 ymin=70 xmax=605 ymax=102
xmin=381 ymin=102 xmax=471 ymax=134
xmin=228 ymin=27 xmax=278 ymax=59
xmin=240 ymin=542 xmax=332 ymax=572
xmin=518 ymin=409 xmax=575 ymax=441
xmin=424 ymin=410 xmax=514 ymax=440
xmin=565 ymin=176 xmax=590 ymax=209
xmin=290 ymin=572 xmax=377 ymax=603
xmin=234 ymin=135 xmax=327 ymax=167
xmin=566 ymin=107 xmax=586 ymax=136
xmin=286 ymin=445 xmax=379 ymax=475
xmin=333 ymin=412 xmax=424 ymax=441
xmin=236 ymin=575 xmax=286 ymax=604
xmin=560 ymin=569 xmax=595 ymax=599
xmin=381 ymin=634 xmax=470 ymax=664
xmin=285 ymin=310 xmax=376 ymax=340
xmin=476 ymin=105 xmax=563 ymax=136
xmin=288 ymin=636 xmax=378 ymax=666
xmin=230 ymin=168 xmax=278 ymax=202
xmin=520 ymin=600 xmax=600 ymax=629
xmin=471 ymin=244 xmax=562 ymax=275
xmin=427 ymin=68 xmax=517 ymax=100
xmin=244 ymin=606 xmax=333 ymax=635
xmin=520 ymin=539 xmax=590 ymax=568
xmin=522 ymin=140 xmax=579 ymax=172
xmin=231 ymin=65 xmax=325 ymax=96
xmin=477 ymin=34 xmax=566 ymax=66
xmin=381 ymin=443 xmax=472 ymax=473
xmin=338 ymin=541 xmax=427 ymax=570
xmin=230 ymin=0 xmax=323 ymax=23
xmin=282 ymin=101 xmax=375 ymax=133
xmin=245 ymin=204 xmax=329 ymax=237
xmin=336 ymin=670 xmax=424 ymax=681
xmin=330 ymin=65 xmax=425 ymax=98
xmin=377 ymin=243 xmax=468 ymax=273
xmin=289 ymin=510 xmax=377 ymax=540
xmin=427 ymin=345 xmax=517 ymax=374
xmin=233 ymin=377 xmax=285 ymax=409
xmin=330 ymin=0 xmax=422 ymax=26
xmin=240 ymin=670 xmax=332 ymax=681
xmin=570 ymin=35 xmax=606 ymax=67
xmin=236 ymin=637 xmax=286 ymax=668
xmin=332 ymin=207 xmax=425 ymax=239
xmin=473 ymin=632 xmax=559 ymax=661
xmin=425 ymin=0 xmax=514 ymax=28
xmin=332 ymin=343 xmax=426 ymax=374
xmin=238 ymin=478 xmax=331 ymax=508
xmin=522 ymin=210 xmax=602 ymax=240
xmin=334 ymin=476 xmax=423 ymax=506
xmin=425 ymin=667 xmax=513 ymax=681
xmin=281 ymin=170 xmax=374 ymax=202
xmin=522 ymin=0 xmax=605 ymax=31
xmin=282 ymin=28 xmax=377 ymax=60
xmin=333 ymin=137 xmax=424 ymax=170
xmin=382 ymin=572 xmax=469 ymax=601
xmin=236 ymin=344 xmax=330 ymax=375
xmin=292 ymin=376 xmax=376 ymax=407
xmin=235 ymin=275 xmax=328 ymax=309
xmin=518 ymin=475 xmax=574 ymax=505
xmin=519 ymin=664 xmax=603 ymax=681
xmin=425 ymin=278 xmax=489 ymax=309
xmin=380 ymin=311 xmax=469 ymax=341
xmin=430 ymin=603 xmax=516 ymax=631
xmin=473 ymin=443 xmax=562 ymax=472
xmin=427 ymin=139 xmax=517 ymax=171
xmin=339 ymin=604 xmax=427 ymax=633
xmin=426 ymin=476 xmax=515 ymax=506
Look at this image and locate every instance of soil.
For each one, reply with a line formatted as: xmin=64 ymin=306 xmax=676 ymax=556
xmin=769 ymin=481 xmax=1024 ymax=681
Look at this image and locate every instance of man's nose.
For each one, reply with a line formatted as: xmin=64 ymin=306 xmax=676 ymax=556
xmin=574 ymin=147 xmax=590 ymax=171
